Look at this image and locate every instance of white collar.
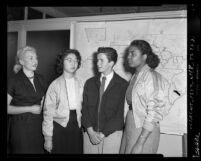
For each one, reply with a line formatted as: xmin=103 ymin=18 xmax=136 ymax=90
xmin=137 ymin=64 xmax=150 ymax=74
xmin=64 ymin=75 xmax=75 ymax=81
xmin=100 ymin=71 xmax=114 ymax=82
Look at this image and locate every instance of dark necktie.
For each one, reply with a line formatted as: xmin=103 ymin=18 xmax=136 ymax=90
xmin=97 ymin=76 xmax=106 ymax=132
xmin=99 ymin=76 xmax=106 ymax=99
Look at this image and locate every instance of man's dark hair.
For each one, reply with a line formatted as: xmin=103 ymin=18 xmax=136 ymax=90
xmin=97 ymin=47 xmax=118 ymax=65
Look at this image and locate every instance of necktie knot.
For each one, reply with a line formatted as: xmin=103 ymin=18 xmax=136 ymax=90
xmin=102 ymin=76 xmax=106 ymax=82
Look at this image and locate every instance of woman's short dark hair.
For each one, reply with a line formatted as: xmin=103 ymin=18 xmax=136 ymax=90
xmin=55 ymin=49 xmax=81 ymax=75
xmin=130 ymin=40 xmax=160 ymax=69
xmin=97 ymin=47 xmax=118 ymax=65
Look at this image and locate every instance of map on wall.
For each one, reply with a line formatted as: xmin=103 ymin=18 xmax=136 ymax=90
xmin=72 ymin=18 xmax=187 ymax=135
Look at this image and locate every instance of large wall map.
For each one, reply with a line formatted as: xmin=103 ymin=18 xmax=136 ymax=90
xmin=73 ymin=18 xmax=187 ymax=135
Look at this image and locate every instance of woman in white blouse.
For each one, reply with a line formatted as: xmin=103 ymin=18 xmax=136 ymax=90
xmin=42 ymin=49 xmax=83 ymax=154
xmin=120 ymin=40 xmax=171 ymax=154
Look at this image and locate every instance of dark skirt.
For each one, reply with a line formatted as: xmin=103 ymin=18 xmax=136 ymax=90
xmin=9 ymin=113 xmax=44 ymax=154
xmin=52 ymin=110 xmax=83 ymax=154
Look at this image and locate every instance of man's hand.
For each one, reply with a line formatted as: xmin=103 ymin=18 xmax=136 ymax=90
xmin=87 ymin=127 xmax=102 ymax=145
xmin=99 ymin=132 xmax=105 ymax=140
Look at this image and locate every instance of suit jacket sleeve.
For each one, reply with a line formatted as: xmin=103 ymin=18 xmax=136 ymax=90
xmin=102 ymin=82 xmax=128 ymax=137
xmin=81 ymin=81 xmax=93 ymax=129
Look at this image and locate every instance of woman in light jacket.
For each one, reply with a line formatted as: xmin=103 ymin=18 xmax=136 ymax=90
xmin=43 ymin=49 xmax=83 ymax=154
xmin=120 ymin=40 xmax=171 ymax=154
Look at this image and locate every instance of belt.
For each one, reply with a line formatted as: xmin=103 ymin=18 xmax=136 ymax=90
xmin=128 ymin=105 xmax=133 ymax=110
xmin=69 ymin=109 xmax=76 ymax=113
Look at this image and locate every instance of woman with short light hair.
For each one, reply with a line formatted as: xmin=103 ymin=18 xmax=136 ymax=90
xmin=7 ymin=46 xmax=46 ymax=153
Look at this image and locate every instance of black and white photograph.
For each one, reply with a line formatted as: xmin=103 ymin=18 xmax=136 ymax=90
xmin=5 ymin=3 xmax=200 ymax=159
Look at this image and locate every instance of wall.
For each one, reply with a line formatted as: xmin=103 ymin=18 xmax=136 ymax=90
xmin=7 ymin=32 xmax=18 ymax=79
xmin=157 ymin=134 xmax=183 ymax=157
xmin=7 ymin=32 xmax=18 ymax=154
xmin=26 ymin=30 xmax=70 ymax=86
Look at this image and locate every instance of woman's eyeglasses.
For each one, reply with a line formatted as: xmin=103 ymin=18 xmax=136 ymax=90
xmin=64 ymin=58 xmax=78 ymax=64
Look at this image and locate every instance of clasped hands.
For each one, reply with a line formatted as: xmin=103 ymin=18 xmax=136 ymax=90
xmin=87 ymin=127 xmax=105 ymax=145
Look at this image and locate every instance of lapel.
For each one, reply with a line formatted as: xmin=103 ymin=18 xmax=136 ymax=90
xmin=20 ymin=70 xmax=36 ymax=93
xmin=94 ymin=72 xmax=118 ymax=97
xmin=95 ymin=74 xmax=101 ymax=89
xmin=132 ymin=64 xmax=150 ymax=92
xmin=103 ymin=72 xmax=118 ymax=96
xmin=59 ymin=75 xmax=70 ymax=108
xmin=131 ymin=65 xmax=150 ymax=107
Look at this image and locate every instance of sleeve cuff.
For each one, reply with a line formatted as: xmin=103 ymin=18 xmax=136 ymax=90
xmin=82 ymin=121 xmax=92 ymax=130
xmin=44 ymin=136 xmax=52 ymax=142
xmin=143 ymin=120 xmax=155 ymax=131
xmin=101 ymin=130 xmax=109 ymax=137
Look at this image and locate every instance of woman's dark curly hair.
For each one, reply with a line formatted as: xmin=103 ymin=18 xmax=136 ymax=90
xmin=129 ymin=40 xmax=160 ymax=69
xmin=55 ymin=49 xmax=81 ymax=75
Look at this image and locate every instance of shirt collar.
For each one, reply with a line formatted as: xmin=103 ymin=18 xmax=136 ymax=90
xmin=100 ymin=70 xmax=114 ymax=82
xmin=63 ymin=73 xmax=75 ymax=82
xmin=65 ymin=76 xmax=74 ymax=82
xmin=137 ymin=64 xmax=150 ymax=74
xmin=20 ymin=69 xmax=36 ymax=80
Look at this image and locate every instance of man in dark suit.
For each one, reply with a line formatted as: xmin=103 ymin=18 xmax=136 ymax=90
xmin=81 ymin=47 xmax=128 ymax=154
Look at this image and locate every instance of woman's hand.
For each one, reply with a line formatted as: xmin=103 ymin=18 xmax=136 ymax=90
xmin=131 ymin=141 xmax=144 ymax=154
xmin=44 ymin=139 xmax=53 ymax=153
xmin=30 ymin=105 xmax=42 ymax=114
